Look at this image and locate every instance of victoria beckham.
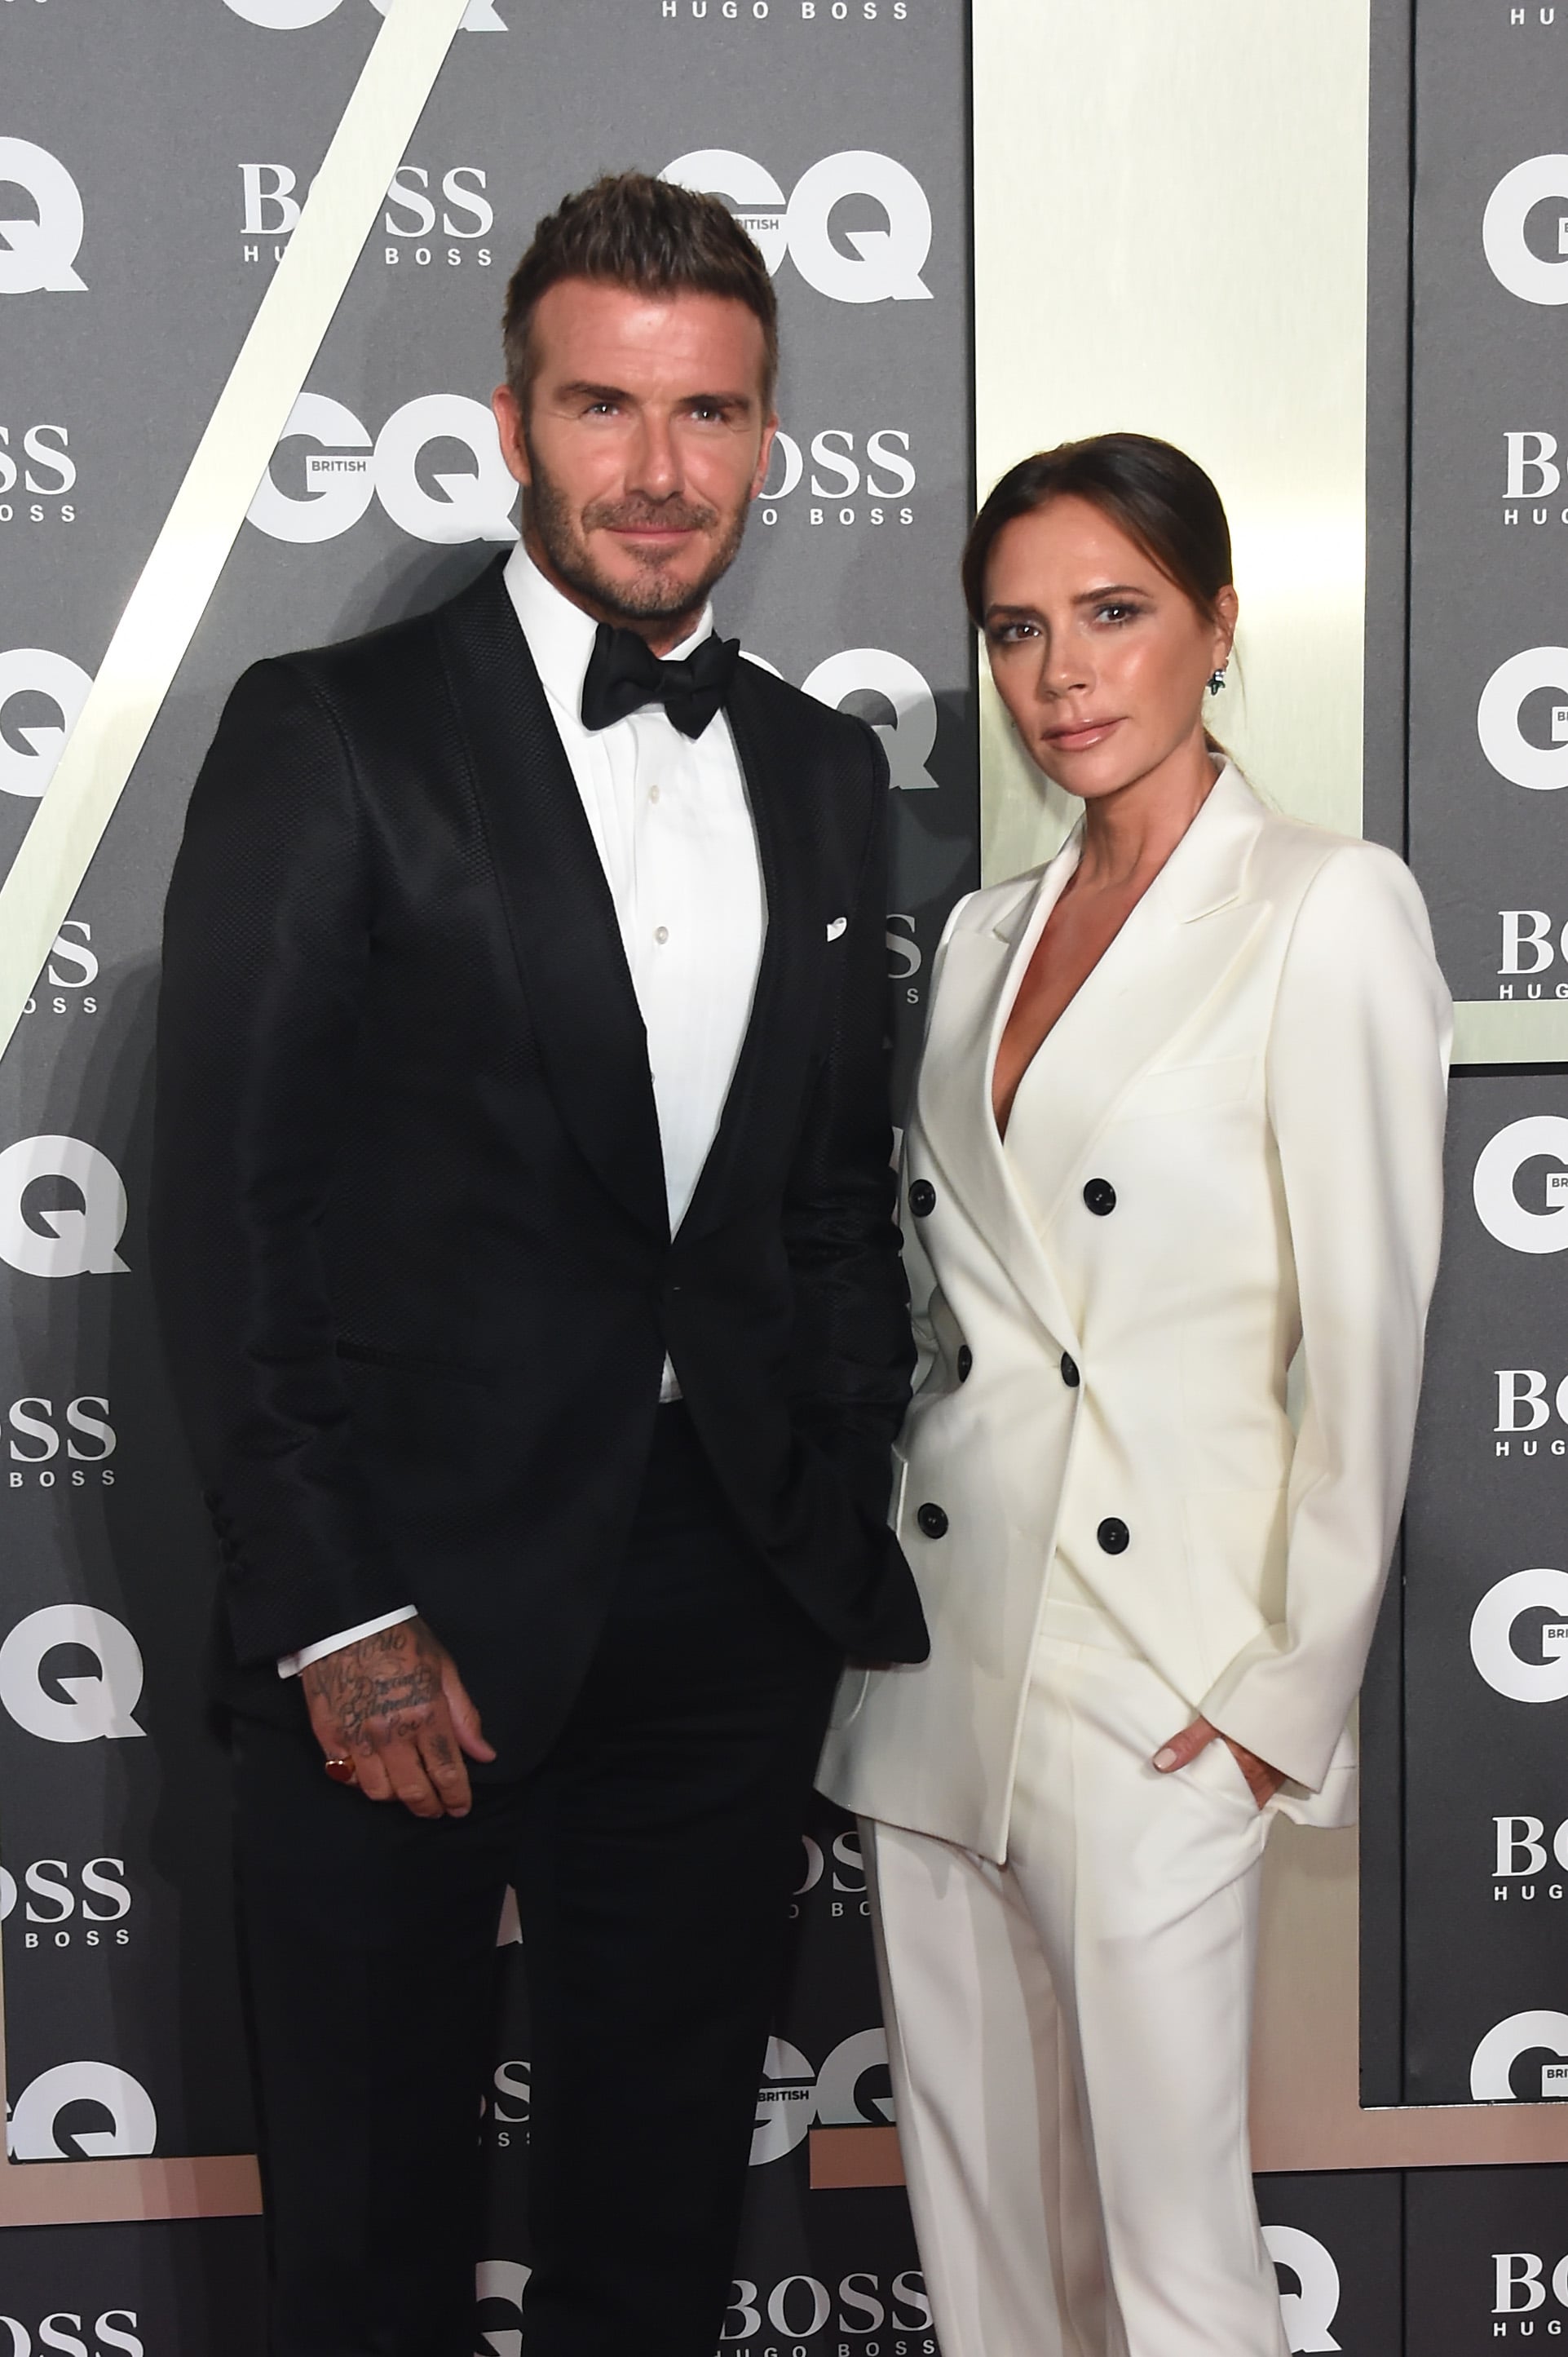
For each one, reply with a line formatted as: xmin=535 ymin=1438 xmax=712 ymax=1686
xmin=819 ymin=434 xmax=1451 ymax=2357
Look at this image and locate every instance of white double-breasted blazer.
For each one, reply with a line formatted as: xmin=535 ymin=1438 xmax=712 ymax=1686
xmin=819 ymin=763 xmax=1451 ymax=1864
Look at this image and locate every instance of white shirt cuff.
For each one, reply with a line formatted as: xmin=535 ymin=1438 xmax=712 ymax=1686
xmin=277 ymin=1605 xmax=418 ymax=1679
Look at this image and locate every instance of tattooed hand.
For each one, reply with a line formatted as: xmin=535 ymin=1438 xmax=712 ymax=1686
xmin=302 ymin=1617 xmax=495 ymax=1819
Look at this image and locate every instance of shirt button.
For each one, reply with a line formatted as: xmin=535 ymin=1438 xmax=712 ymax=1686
xmin=654 ymin=925 xmax=669 ymax=945
xmin=1060 ymin=1352 xmax=1080 ymax=1387
xmin=648 ymin=785 xmax=660 ymax=804
xmin=908 ymin=1180 xmax=937 ymax=1217
xmin=917 ymin=1502 xmax=949 ymax=1540
xmin=1097 ymin=1517 xmax=1129 ymax=1554
xmin=1083 ymin=1178 xmax=1117 ymax=1217
xmin=956 ymin=1346 xmax=973 ymax=1382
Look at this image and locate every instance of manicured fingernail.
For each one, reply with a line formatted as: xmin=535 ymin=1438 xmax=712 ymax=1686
xmin=1152 ymin=1748 xmax=1177 ymax=1772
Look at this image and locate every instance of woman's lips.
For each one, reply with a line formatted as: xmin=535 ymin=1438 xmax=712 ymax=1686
xmin=1042 ymin=718 xmax=1122 ymax=752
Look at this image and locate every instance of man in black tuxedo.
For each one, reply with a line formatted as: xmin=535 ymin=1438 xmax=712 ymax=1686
xmin=149 ymin=172 xmax=925 ymax=2357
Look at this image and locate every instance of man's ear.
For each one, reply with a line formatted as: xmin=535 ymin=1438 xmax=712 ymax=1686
xmin=492 ymin=384 xmax=532 ymax=491
xmin=749 ymin=413 xmax=780 ymax=503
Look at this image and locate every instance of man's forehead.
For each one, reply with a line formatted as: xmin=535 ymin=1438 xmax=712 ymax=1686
xmin=532 ymin=278 xmax=766 ymax=385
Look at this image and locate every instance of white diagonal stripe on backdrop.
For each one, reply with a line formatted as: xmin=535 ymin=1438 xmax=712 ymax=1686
xmin=0 ymin=0 xmax=471 ymax=1069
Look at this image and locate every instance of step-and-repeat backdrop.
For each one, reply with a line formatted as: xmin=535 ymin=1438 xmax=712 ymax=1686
xmin=2 ymin=2 xmax=1564 ymax=2352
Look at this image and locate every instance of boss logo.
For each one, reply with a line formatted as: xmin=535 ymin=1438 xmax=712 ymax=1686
xmin=7 ymin=1395 xmax=116 ymax=1488
xmin=1470 ymin=1569 xmax=1568 ymax=1703
xmin=1498 ymin=910 xmax=1568 ymax=999
xmin=238 ymin=163 xmax=492 ymax=269
xmin=247 ymin=390 xmax=516 ymax=547
xmin=6 ymin=2060 xmax=156 ymax=2159
xmin=1261 ymin=2226 xmax=1342 ymax=2355
xmin=0 ymin=1606 xmax=146 ymax=1744
xmin=1496 ymin=2253 xmax=1568 ymax=2325
xmin=21 ymin=922 xmax=99 ymax=1020
xmin=224 ymin=0 xmax=503 ymax=29
xmin=0 ymin=139 xmax=86 ymax=294
xmin=0 ymin=2316 xmax=142 ymax=2357
xmin=0 ymin=1855 xmax=132 ymax=1948
xmin=1477 ymin=648 xmax=1568 ymax=793
xmin=1483 ymin=155 xmax=1568 ymax=306
xmin=757 ymin=426 xmax=916 ymax=529
xmin=0 ymin=1137 xmax=127 ymax=1279
xmin=720 ymin=2271 xmax=932 ymax=2347
xmin=0 ymin=423 xmax=76 ymax=523
xmin=1494 ymin=1815 xmax=1568 ymax=1905
xmin=886 ymin=914 xmax=923 ymax=1002
xmin=660 ymin=149 xmax=932 ymax=304
xmin=753 ymin=2026 xmax=893 ymax=2165
xmin=0 ymin=650 xmax=93 ymax=801
xmin=479 ymin=2058 xmax=529 ymax=2148
xmin=793 ymin=1823 xmax=868 ymax=1918
xmin=1494 ymin=1369 xmax=1568 ymax=1456
xmin=1473 ymin=1117 xmax=1568 ymax=1255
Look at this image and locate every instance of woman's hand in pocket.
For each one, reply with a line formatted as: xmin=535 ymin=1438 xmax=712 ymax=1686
xmin=1151 ymin=1714 xmax=1283 ymax=1811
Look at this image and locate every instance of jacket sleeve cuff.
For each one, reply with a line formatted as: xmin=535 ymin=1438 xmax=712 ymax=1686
xmin=278 ymin=1604 xmax=417 ymax=1679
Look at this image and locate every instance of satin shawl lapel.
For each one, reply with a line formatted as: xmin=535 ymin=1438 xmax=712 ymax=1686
xmin=436 ymin=559 xmax=667 ymax=1240
xmin=915 ymin=838 xmax=1084 ymax=1351
xmin=1006 ymin=763 xmax=1270 ymax=1232
xmin=680 ymin=659 xmax=819 ymax=1239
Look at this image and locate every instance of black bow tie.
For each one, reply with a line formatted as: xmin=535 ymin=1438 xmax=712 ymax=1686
xmin=580 ymin=621 xmax=741 ymax=741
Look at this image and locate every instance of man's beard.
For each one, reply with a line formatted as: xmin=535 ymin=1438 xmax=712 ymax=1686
xmin=523 ymin=439 xmax=749 ymax=629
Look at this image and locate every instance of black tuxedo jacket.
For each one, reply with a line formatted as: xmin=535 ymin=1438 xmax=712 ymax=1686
xmin=149 ymin=557 xmax=927 ymax=1767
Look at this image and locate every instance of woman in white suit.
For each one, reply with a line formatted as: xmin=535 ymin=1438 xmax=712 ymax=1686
xmin=819 ymin=434 xmax=1451 ymax=2357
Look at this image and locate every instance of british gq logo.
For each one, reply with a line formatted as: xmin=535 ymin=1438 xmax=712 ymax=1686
xmin=6 ymin=2061 xmax=156 ymax=2159
xmin=660 ymin=150 xmax=931 ymax=303
xmin=1473 ymin=1117 xmax=1568 ymax=1254
xmin=1483 ymin=156 xmax=1568 ymax=304
xmin=0 ymin=139 xmax=86 ymax=294
xmin=1469 ymin=1569 xmax=1568 ymax=1704
xmin=0 ymin=1137 xmax=128 ymax=1276
xmin=752 ymin=2027 xmax=892 ymax=2165
xmin=1261 ymin=2226 xmax=1341 ymax=2355
xmin=246 ymin=391 xmax=517 ymax=546
xmin=475 ymin=2261 xmax=529 ymax=2357
xmin=240 ymin=162 xmax=493 ymax=269
xmin=0 ymin=648 xmax=92 ymax=798
xmin=224 ymin=0 xmax=504 ymax=27
xmin=1471 ymin=2010 xmax=1568 ymax=2102
xmin=746 ymin=648 xmax=939 ymax=791
xmin=0 ymin=1606 xmax=147 ymax=1743
xmin=1477 ymin=648 xmax=1568 ymax=791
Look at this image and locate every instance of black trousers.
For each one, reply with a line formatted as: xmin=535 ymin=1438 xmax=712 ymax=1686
xmin=233 ymin=1406 xmax=841 ymax=2357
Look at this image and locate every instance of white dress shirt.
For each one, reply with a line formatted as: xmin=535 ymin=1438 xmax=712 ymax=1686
xmin=280 ymin=545 xmax=766 ymax=1677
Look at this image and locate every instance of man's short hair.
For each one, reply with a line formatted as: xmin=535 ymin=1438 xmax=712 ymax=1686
xmin=502 ymin=171 xmax=780 ymax=411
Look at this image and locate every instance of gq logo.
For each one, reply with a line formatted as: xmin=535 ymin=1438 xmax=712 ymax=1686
xmin=247 ymin=391 xmax=516 ymax=546
xmin=1483 ymin=155 xmax=1568 ymax=305
xmin=0 ymin=648 xmax=92 ymax=799
xmin=475 ymin=2261 xmax=529 ymax=2357
xmin=749 ymin=648 xmax=939 ymax=791
xmin=752 ymin=2026 xmax=893 ymax=2165
xmin=0 ymin=1606 xmax=147 ymax=1743
xmin=1477 ymin=648 xmax=1568 ymax=791
xmin=0 ymin=139 xmax=86 ymax=294
xmin=1471 ymin=2009 xmax=1568 ymax=2100
xmin=1469 ymin=1568 xmax=1568 ymax=1703
xmin=661 ymin=150 xmax=931 ymax=303
xmin=1261 ymin=2226 xmax=1342 ymax=2355
xmin=6 ymin=2061 xmax=156 ymax=2159
xmin=224 ymin=0 xmax=504 ymax=26
xmin=0 ymin=1137 xmax=128 ymax=1276
xmin=1473 ymin=1117 xmax=1568 ymax=1254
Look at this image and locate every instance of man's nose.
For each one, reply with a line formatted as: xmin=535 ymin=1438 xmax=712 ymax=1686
xmin=627 ymin=413 xmax=682 ymax=500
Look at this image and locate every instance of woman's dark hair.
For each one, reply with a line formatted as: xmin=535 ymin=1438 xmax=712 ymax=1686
xmin=502 ymin=171 xmax=780 ymax=410
xmin=961 ymin=432 xmax=1233 ymax=629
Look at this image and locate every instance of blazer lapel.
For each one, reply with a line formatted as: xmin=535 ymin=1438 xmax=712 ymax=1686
xmin=999 ymin=763 xmax=1270 ymax=1232
xmin=680 ymin=659 xmax=819 ymax=1237
xmin=436 ymin=559 xmax=668 ymax=1240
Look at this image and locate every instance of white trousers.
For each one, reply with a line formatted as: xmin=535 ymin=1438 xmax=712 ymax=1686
xmin=864 ymin=1598 xmax=1291 ymax=2357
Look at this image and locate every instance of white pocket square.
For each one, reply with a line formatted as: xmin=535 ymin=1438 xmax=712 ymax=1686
xmin=826 ymin=917 xmax=848 ymax=941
